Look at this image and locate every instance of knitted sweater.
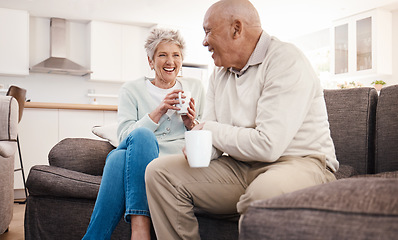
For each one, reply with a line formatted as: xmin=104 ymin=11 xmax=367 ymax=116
xmin=117 ymin=77 xmax=206 ymax=156
xmin=203 ymin=32 xmax=338 ymax=172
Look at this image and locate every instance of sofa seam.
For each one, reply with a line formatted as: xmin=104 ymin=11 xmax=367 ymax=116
xmin=250 ymin=206 xmax=398 ymax=217
xmin=31 ymin=167 xmax=101 ymax=186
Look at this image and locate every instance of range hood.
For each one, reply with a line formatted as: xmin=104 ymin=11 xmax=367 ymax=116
xmin=30 ymin=18 xmax=92 ymax=76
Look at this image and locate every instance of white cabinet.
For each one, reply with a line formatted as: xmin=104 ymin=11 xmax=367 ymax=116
xmin=14 ymin=107 xmax=117 ymax=190
xmin=331 ymin=9 xmax=392 ymax=78
xmin=16 ymin=109 xmax=58 ymax=189
xmin=58 ymin=109 xmax=104 ymax=140
xmin=88 ymin=21 xmax=151 ymax=82
xmin=0 ymin=8 xmax=29 ymax=76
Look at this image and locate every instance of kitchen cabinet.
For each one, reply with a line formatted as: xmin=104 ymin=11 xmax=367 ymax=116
xmin=14 ymin=105 xmax=117 ymax=190
xmin=88 ymin=21 xmax=151 ymax=82
xmin=58 ymin=109 xmax=104 ymax=140
xmin=16 ymin=108 xmax=58 ymax=189
xmin=0 ymin=8 xmax=29 ymax=76
xmin=331 ymin=9 xmax=392 ymax=78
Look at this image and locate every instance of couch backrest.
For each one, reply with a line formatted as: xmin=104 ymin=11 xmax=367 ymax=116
xmin=48 ymin=138 xmax=115 ymax=176
xmin=324 ymin=87 xmax=378 ymax=175
xmin=375 ymin=85 xmax=398 ymax=173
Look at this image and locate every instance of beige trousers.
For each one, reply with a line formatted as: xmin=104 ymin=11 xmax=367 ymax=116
xmin=145 ymin=154 xmax=336 ymax=240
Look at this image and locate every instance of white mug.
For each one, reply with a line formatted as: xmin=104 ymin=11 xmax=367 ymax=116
xmin=176 ymin=91 xmax=191 ymax=115
xmin=185 ymin=130 xmax=212 ymax=168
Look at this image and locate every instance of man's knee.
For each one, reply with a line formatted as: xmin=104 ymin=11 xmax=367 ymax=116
xmin=145 ymin=158 xmax=158 ymax=188
xmin=145 ymin=155 xmax=186 ymax=189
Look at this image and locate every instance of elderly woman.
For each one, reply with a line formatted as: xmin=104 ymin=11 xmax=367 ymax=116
xmin=82 ymin=28 xmax=205 ymax=240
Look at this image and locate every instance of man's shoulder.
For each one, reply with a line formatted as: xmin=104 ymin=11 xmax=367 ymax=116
xmin=267 ymin=37 xmax=302 ymax=58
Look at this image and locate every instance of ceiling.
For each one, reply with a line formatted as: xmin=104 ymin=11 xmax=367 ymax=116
xmin=1 ymin=0 xmax=398 ymax=40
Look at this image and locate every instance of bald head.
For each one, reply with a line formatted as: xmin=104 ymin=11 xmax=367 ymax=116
xmin=206 ymin=0 xmax=261 ymax=29
xmin=203 ymin=0 xmax=262 ymax=70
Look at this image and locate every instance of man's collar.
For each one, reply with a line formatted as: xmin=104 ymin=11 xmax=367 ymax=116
xmin=229 ymin=31 xmax=271 ymax=77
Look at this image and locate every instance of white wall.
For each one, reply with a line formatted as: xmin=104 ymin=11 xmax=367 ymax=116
xmin=390 ymin=9 xmax=398 ymax=86
xmin=0 ymin=16 xmax=123 ymax=105
xmin=0 ymin=16 xmax=212 ymax=104
xmin=2 ymin=10 xmax=398 ymax=102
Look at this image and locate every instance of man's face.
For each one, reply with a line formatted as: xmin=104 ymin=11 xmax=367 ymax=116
xmin=202 ymin=11 xmax=234 ymax=68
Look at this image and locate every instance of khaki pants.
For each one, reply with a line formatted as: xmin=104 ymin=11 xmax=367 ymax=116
xmin=145 ymin=154 xmax=336 ymax=240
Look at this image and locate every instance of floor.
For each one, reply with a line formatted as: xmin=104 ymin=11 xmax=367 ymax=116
xmin=0 ymin=202 xmax=25 ymax=240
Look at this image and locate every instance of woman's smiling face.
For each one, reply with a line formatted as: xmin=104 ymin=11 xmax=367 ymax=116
xmin=149 ymin=41 xmax=183 ymax=86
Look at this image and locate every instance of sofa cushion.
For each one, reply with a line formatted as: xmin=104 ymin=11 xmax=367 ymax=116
xmin=324 ymin=88 xmax=378 ymax=174
xmin=240 ymin=178 xmax=398 ymax=240
xmin=26 ymin=165 xmax=101 ymax=200
xmin=376 ymin=85 xmax=398 ymax=173
xmin=48 ymin=138 xmax=115 ymax=176
xmin=334 ymin=164 xmax=358 ymax=179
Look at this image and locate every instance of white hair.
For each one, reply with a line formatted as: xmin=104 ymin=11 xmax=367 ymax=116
xmin=145 ymin=28 xmax=186 ymax=60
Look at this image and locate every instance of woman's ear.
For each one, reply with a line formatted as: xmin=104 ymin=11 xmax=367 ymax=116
xmin=148 ymin=56 xmax=154 ymax=70
xmin=232 ymin=19 xmax=242 ymax=39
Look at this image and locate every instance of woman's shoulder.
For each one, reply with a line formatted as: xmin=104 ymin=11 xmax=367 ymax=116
xmin=121 ymin=77 xmax=148 ymax=91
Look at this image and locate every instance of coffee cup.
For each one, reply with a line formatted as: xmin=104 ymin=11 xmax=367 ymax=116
xmin=185 ymin=130 xmax=212 ymax=168
xmin=176 ymin=91 xmax=191 ymax=115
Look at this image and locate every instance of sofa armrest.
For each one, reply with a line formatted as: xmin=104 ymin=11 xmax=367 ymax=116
xmin=26 ymin=165 xmax=101 ymax=200
xmin=334 ymin=164 xmax=358 ymax=179
xmin=240 ymin=178 xmax=398 ymax=240
xmin=48 ymin=138 xmax=115 ymax=176
xmin=0 ymin=96 xmax=18 ymax=158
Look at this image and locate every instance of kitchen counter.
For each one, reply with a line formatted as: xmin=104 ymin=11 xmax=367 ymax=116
xmin=25 ymin=102 xmax=117 ymax=111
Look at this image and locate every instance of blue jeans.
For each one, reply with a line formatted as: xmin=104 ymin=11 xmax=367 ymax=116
xmin=82 ymin=127 xmax=159 ymax=240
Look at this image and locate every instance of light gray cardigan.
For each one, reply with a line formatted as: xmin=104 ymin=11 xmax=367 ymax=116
xmin=117 ymin=77 xmax=206 ymax=156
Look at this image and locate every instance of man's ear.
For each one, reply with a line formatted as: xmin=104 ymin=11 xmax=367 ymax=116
xmin=232 ymin=19 xmax=242 ymax=39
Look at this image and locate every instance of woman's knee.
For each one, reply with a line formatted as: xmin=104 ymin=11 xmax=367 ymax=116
xmin=104 ymin=150 xmax=126 ymax=173
xmin=129 ymin=127 xmax=156 ymax=141
xmin=126 ymin=128 xmax=158 ymax=149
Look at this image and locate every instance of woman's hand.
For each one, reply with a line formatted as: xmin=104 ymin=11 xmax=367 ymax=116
xmin=149 ymin=89 xmax=181 ymax=123
xmin=182 ymin=97 xmax=197 ymax=130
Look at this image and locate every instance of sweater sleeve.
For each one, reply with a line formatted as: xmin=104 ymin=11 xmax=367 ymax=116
xmin=117 ymin=83 xmax=159 ymax=142
xmin=203 ymin=71 xmax=225 ymax=160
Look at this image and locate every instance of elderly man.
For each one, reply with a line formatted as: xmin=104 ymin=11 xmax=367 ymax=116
xmin=145 ymin=0 xmax=338 ymax=239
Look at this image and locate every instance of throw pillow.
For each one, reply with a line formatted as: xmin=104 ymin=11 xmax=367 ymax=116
xmin=92 ymin=123 xmax=119 ymax=147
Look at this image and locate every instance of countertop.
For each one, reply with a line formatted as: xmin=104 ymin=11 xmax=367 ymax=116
xmin=24 ymin=102 xmax=117 ymax=111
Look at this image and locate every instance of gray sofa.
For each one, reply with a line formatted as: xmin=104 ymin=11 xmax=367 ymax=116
xmin=25 ymin=86 xmax=397 ymax=239
xmin=0 ymin=96 xmax=19 ymax=235
xmin=240 ymin=85 xmax=398 ymax=240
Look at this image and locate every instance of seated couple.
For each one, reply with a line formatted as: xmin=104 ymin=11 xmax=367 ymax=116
xmin=83 ymin=1 xmax=338 ymax=240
